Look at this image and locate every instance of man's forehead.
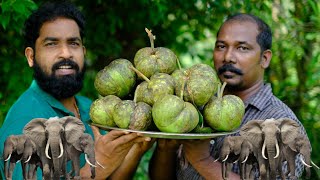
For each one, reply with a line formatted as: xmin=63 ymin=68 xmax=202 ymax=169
xmin=217 ymin=21 xmax=259 ymax=43
xmin=38 ymin=18 xmax=81 ymax=39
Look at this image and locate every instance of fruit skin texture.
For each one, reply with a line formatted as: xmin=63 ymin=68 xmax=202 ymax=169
xmin=134 ymin=47 xmax=177 ymax=79
xmin=134 ymin=73 xmax=175 ymax=106
xmin=152 ymin=94 xmax=199 ymax=133
xmin=172 ymin=63 xmax=220 ymax=107
xmin=113 ymin=100 xmax=152 ymax=130
xmin=89 ymin=95 xmax=122 ymax=127
xmin=203 ymin=94 xmax=244 ymax=131
xmin=94 ymin=59 xmax=136 ymax=98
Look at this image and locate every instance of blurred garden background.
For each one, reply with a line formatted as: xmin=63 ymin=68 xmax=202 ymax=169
xmin=1 ymin=0 xmax=319 ymax=179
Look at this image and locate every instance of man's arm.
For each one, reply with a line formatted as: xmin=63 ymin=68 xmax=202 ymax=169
xmin=149 ymin=139 xmax=180 ymax=180
xmin=181 ymin=139 xmax=240 ymax=179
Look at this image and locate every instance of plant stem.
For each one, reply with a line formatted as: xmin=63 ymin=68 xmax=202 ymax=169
xmin=219 ymin=81 xmax=227 ymax=98
xmin=145 ymin=28 xmax=155 ymax=51
xmin=130 ymin=66 xmax=150 ymax=82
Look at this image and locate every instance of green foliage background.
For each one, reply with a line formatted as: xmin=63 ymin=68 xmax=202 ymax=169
xmin=1 ymin=0 xmax=319 ymax=179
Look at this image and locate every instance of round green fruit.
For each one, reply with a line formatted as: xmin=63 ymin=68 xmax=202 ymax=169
xmin=89 ymin=95 xmax=122 ymax=127
xmin=152 ymin=94 xmax=199 ymax=133
xmin=203 ymin=82 xmax=244 ymax=131
xmin=94 ymin=59 xmax=136 ymax=98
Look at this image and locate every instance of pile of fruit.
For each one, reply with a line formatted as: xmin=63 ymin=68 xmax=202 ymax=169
xmin=90 ymin=28 xmax=245 ymax=133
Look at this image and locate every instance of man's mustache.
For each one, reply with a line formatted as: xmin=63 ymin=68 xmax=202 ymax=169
xmin=218 ymin=64 xmax=243 ymax=75
xmin=52 ymin=59 xmax=79 ymax=72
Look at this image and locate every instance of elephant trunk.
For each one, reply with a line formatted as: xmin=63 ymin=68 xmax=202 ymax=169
xmin=47 ymin=137 xmax=64 ymax=179
xmin=265 ymin=138 xmax=279 ymax=179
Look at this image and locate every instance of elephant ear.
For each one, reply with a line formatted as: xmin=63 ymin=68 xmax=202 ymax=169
xmin=62 ymin=116 xmax=85 ymax=144
xmin=240 ymin=120 xmax=264 ymax=145
xmin=23 ymin=118 xmax=47 ymax=147
xmin=279 ymin=118 xmax=300 ymax=145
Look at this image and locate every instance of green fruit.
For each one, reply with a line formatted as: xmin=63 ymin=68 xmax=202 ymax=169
xmin=203 ymin=82 xmax=244 ymax=131
xmin=94 ymin=59 xmax=136 ymax=98
xmin=191 ymin=125 xmax=214 ymax=134
xmin=134 ymin=73 xmax=175 ymax=106
xmin=152 ymin=94 xmax=199 ymax=133
xmin=172 ymin=63 xmax=220 ymax=107
xmin=113 ymin=100 xmax=152 ymax=130
xmin=89 ymin=95 xmax=122 ymax=127
xmin=133 ymin=28 xmax=178 ymax=79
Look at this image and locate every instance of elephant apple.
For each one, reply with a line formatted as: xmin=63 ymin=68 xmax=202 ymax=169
xmin=152 ymin=94 xmax=199 ymax=133
xmin=204 ymin=82 xmax=244 ymax=131
xmin=94 ymin=59 xmax=136 ymax=98
xmin=133 ymin=28 xmax=178 ymax=79
xmin=172 ymin=63 xmax=220 ymax=107
xmin=89 ymin=95 xmax=122 ymax=127
xmin=113 ymin=100 xmax=152 ymax=130
xmin=133 ymin=70 xmax=175 ymax=106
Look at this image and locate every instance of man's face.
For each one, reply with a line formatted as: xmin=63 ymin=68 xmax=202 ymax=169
xmin=213 ymin=20 xmax=265 ymax=91
xmin=31 ymin=17 xmax=86 ymax=99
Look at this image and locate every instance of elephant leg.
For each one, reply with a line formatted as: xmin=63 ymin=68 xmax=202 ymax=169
xmin=222 ymin=161 xmax=227 ymax=180
xmin=8 ymin=161 xmax=16 ymax=179
xmin=42 ymin=163 xmax=51 ymax=180
xmin=259 ymin=163 xmax=267 ymax=180
xmin=239 ymin=162 xmax=245 ymax=180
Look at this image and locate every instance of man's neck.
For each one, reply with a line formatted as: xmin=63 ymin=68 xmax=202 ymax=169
xmin=225 ymin=81 xmax=264 ymax=102
xmin=60 ymin=96 xmax=80 ymax=119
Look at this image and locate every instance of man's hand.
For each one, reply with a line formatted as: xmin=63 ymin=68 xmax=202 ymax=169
xmin=180 ymin=139 xmax=212 ymax=165
xmin=85 ymin=125 xmax=151 ymax=178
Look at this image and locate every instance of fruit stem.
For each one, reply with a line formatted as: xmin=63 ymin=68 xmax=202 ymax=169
xmin=176 ymin=57 xmax=182 ymax=70
xmin=133 ymin=84 xmax=140 ymax=103
xmin=145 ymin=28 xmax=155 ymax=52
xmin=130 ymin=66 xmax=150 ymax=82
xmin=219 ymin=81 xmax=227 ymax=98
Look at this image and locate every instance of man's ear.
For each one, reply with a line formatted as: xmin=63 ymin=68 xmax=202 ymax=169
xmin=260 ymin=49 xmax=272 ymax=69
xmin=25 ymin=47 xmax=34 ymax=67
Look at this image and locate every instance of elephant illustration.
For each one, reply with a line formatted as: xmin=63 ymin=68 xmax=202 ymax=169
xmin=282 ymin=133 xmax=319 ymax=179
xmin=23 ymin=116 xmax=85 ymax=179
xmin=240 ymin=118 xmax=300 ymax=180
xmin=239 ymin=139 xmax=257 ymax=180
xmin=219 ymin=136 xmax=244 ymax=179
xmin=3 ymin=134 xmax=28 ymax=180
xmin=66 ymin=133 xmax=96 ymax=179
xmin=22 ymin=137 xmax=42 ymax=180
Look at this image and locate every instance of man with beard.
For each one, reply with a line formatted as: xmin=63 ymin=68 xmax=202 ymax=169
xmin=0 ymin=2 xmax=153 ymax=179
xmin=149 ymin=13 xmax=308 ymax=179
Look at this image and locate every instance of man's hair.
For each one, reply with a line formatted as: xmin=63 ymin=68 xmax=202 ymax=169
xmin=24 ymin=1 xmax=85 ymax=49
xmin=218 ymin=13 xmax=272 ymax=52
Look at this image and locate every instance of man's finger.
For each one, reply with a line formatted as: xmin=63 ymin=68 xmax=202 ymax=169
xmin=90 ymin=125 xmax=102 ymax=140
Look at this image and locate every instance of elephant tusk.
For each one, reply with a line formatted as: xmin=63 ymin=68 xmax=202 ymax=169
xmin=233 ymin=159 xmax=239 ymax=164
xmin=57 ymin=140 xmax=64 ymax=158
xmin=4 ymin=154 xmax=11 ymax=161
xmin=213 ymin=158 xmax=219 ymax=162
xmin=262 ymin=142 xmax=268 ymax=160
xmin=16 ymin=159 xmax=21 ymax=163
xmin=241 ymin=155 xmax=248 ymax=164
xmin=311 ymin=160 xmax=320 ymax=169
xmin=274 ymin=140 xmax=279 ymax=158
xmin=96 ymin=160 xmax=105 ymax=169
xmin=300 ymin=156 xmax=312 ymax=168
xmin=45 ymin=141 xmax=51 ymax=159
xmin=85 ymin=154 xmax=97 ymax=167
xmin=222 ymin=154 xmax=229 ymax=162
xmin=25 ymin=155 xmax=32 ymax=163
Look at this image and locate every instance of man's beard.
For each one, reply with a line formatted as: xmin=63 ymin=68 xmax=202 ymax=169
xmin=33 ymin=59 xmax=85 ymax=100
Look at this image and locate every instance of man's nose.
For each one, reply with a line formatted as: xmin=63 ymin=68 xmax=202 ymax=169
xmin=59 ymin=44 xmax=73 ymax=59
xmin=224 ymin=48 xmax=236 ymax=63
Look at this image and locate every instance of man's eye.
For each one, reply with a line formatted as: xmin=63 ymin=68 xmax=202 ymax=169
xmin=45 ymin=42 xmax=56 ymax=46
xmin=238 ymin=46 xmax=249 ymax=51
xmin=216 ymin=45 xmax=225 ymax=49
xmin=70 ymin=42 xmax=80 ymax=46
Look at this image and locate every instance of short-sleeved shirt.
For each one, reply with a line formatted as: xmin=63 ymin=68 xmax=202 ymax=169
xmin=176 ymin=83 xmax=308 ymax=180
xmin=0 ymin=80 xmax=93 ymax=180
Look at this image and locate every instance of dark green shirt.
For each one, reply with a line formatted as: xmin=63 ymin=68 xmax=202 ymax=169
xmin=0 ymin=80 xmax=93 ymax=180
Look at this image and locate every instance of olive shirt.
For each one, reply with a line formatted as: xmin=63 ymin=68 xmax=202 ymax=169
xmin=176 ymin=83 xmax=308 ymax=180
xmin=0 ymin=80 xmax=93 ymax=180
